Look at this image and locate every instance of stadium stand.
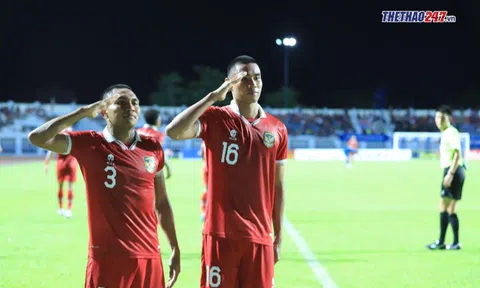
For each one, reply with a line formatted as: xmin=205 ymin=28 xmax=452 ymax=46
xmin=1 ymin=102 xmax=480 ymax=157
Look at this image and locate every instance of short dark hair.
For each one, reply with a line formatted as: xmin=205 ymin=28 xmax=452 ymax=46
xmin=227 ymin=55 xmax=257 ymax=77
xmin=102 ymin=84 xmax=132 ymax=100
xmin=144 ymin=109 xmax=160 ymax=126
xmin=436 ymin=105 xmax=452 ymax=116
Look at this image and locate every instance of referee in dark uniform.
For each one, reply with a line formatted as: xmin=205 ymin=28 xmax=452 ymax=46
xmin=427 ymin=105 xmax=466 ymax=250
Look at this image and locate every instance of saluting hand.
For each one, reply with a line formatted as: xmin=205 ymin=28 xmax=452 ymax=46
xmin=82 ymin=94 xmax=121 ymax=119
xmin=210 ymin=71 xmax=247 ymax=102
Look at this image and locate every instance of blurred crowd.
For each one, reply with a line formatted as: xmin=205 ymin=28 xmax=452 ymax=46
xmin=1 ymin=102 xmax=480 ymax=136
xmin=0 ymin=101 xmax=48 ymax=132
xmin=390 ymin=108 xmax=480 ymax=135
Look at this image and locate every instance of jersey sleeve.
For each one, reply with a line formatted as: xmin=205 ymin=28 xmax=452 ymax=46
xmin=447 ymin=129 xmax=461 ymax=152
xmin=195 ymin=107 xmax=220 ymax=140
xmin=276 ymin=124 xmax=288 ymax=165
xmin=154 ymin=139 xmax=165 ymax=176
xmin=63 ymin=131 xmax=96 ymax=159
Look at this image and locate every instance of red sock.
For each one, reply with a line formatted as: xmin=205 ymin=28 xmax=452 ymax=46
xmin=58 ymin=189 xmax=64 ymax=209
xmin=67 ymin=189 xmax=73 ymax=210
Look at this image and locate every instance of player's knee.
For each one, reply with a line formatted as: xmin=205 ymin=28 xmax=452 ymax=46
xmin=439 ymin=198 xmax=449 ymax=211
xmin=447 ymin=200 xmax=457 ymax=215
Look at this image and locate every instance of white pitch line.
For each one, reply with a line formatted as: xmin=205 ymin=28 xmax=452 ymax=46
xmin=284 ymin=217 xmax=339 ymax=288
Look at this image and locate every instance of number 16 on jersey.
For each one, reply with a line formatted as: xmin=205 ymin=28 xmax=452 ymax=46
xmin=206 ymin=265 xmax=221 ymax=287
xmin=221 ymin=142 xmax=239 ymax=165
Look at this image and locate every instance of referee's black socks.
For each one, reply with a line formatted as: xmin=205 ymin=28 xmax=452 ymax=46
xmin=449 ymin=213 xmax=460 ymax=245
xmin=439 ymin=211 xmax=449 ymax=244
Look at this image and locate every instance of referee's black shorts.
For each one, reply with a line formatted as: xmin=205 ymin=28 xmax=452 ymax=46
xmin=441 ymin=166 xmax=466 ymax=200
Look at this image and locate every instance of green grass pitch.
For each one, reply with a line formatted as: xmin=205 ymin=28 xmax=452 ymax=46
xmin=1 ymin=159 xmax=479 ymax=287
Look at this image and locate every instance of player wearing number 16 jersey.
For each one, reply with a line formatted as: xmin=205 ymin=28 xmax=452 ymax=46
xmin=167 ymin=55 xmax=288 ymax=287
xmin=200 ymin=141 xmax=208 ymax=222
xmin=28 ymin=84 xmax=180 ymax=288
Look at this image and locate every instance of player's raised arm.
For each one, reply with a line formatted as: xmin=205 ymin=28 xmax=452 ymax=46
xmin=165 ymin=71 xmax=247 ymax=140
xmin=154 ymin=171 xmax=180 ymax=287
xmin=28 ymin=96 xmax=119 ymax=154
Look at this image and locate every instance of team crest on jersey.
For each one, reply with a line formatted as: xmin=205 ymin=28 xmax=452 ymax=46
xmin=143 ymin=156 xmax=157 ymax=173
xmin=229 ymin=129 xmax=237 ymax=141
xmin=263 ymin=131 xmax=275 ymax=148
xmin=106 ymin=154 xmax=115 ymax=166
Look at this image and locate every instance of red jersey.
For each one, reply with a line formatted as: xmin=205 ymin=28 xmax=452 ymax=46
xmin=137 ymin=125 xmax=165 ymax=145
xmin=196 ymin=102 xmax=288 ymax=246
xmin=63 ymin=127 xmax=165 ymax=258
xmin=348 ymin=138 xmax=358 ymax=150
xmin=57 ymin=153 xmax=77 ymax=167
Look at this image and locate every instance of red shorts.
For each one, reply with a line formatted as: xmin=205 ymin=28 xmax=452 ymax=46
xmin=57 ymin=164 xmax=77 ymax=183
xmin=85 ymin=256 xmax=164 ymax=288
xmin=200 ymin=234 xmax=274 ymax=288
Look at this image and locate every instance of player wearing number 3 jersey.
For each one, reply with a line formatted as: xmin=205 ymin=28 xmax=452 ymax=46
xmin=28 ymin=84 xmax=181 ymax=288
xmin=167 ymin=55 xmax=288 ymax=287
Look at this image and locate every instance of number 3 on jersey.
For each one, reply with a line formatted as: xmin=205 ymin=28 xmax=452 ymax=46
xmin=104 ymin=166 xmax=117 ymax=189
xmin=221 ymin=142 xmax=239 ymax=165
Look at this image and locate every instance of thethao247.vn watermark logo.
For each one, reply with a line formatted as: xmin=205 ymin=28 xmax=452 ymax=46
xmin=382 ymin=11 xmax=456 ymax=23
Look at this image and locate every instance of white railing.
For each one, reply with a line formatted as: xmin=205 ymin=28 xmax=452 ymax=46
xmin=0 ymin=132 xmax=389 ymax=156
xmin=0 ymin=132 xmax=45 ymax=156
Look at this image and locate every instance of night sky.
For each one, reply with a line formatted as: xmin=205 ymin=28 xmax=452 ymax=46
xmin=2 ymin=1 xmax=478 ymax=108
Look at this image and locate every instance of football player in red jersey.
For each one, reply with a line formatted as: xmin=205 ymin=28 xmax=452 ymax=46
xmin=28 ymin=84 xmax=180 ymax=288
xmin=137 ymin=108 xmax=172 ymax=179
xmin=44 ymin=127 xmax=78 ymax=218
xmin=200 ymin=141 xmax=207 ymax=222
xmin=344 ymin=135 xmax=358 ymax=168
xmin=166 ymin=55 xmax=288 ymax=287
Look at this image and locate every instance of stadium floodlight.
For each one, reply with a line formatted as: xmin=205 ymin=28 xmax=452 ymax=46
xmin=275 ymin=36 xmax=297 ymax=107
xmin=282 ymin=37 xmax=297 ymax=47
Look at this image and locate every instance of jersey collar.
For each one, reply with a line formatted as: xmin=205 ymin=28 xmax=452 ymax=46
xmin=103 ymin=126 xmax=141 ymax=150
xmin=143 ymin=124 xmax=158 ymax=130
xmin=229 ymin=100 xmax=267 ymax=126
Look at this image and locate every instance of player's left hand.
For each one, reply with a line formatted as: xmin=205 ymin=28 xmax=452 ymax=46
xmin=44 ymin=164 xmax=49 ymax=174
xmin=274 ymin=243 xmax=281 ymax=264
xmin=443 ymin=173 xmax=454 ymax=188
xmin=166 ymin=248 xmax=180 ymax=288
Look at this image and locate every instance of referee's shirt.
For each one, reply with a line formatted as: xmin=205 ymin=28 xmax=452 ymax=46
xmin=440 ymin=125 xmax=463 ymax=169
